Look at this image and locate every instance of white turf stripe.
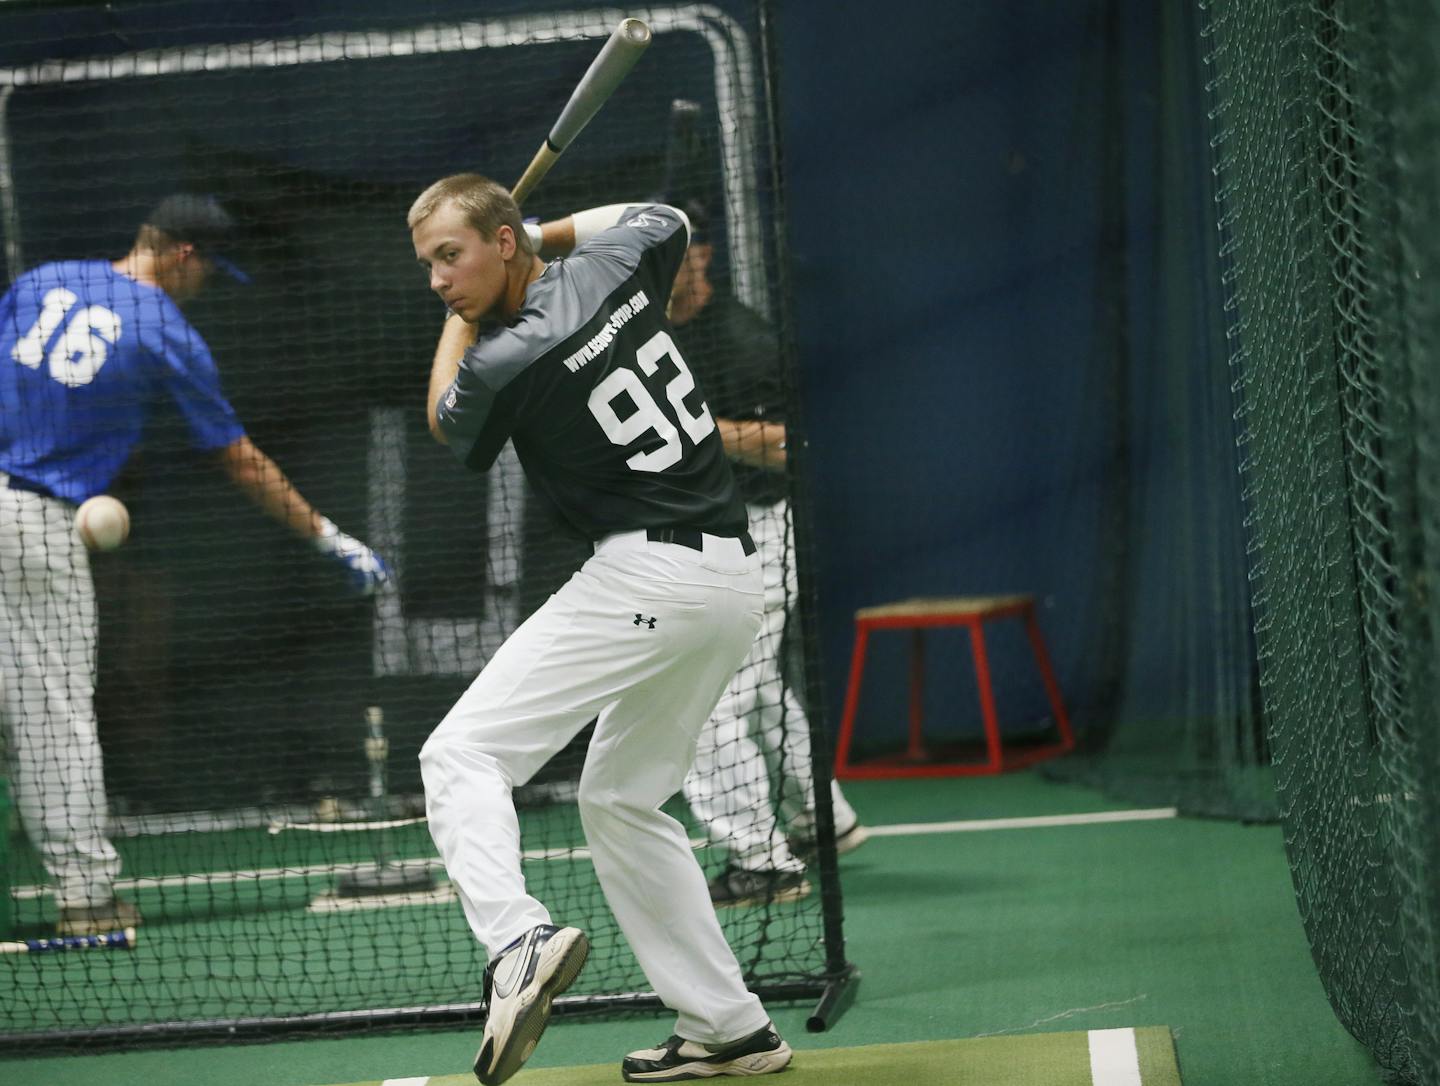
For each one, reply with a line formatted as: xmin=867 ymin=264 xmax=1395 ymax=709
xmin=867 ymin=808 xmax=1177 ymax=837
xmin=12 ymin=839 xmax=705 ymax=900
xmin=268 ymin=816 xmax=428 ymax=834
xmin=13 ymin=811 xmax=1174 ymax=900
xmin=307 ymin=883 xmax=458 ymax=913
xmin=382 ymin=1079 xmax=430 ymax=1086
xmin=1088 ymin=1027 xmax=1142 ymax=1086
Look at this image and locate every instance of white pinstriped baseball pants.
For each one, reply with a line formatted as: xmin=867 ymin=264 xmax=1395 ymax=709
xmin=684 ymin=499 xmax=857 ymax=872
xmin=419 ymin=530 xmax=771 ymax=1045
xmin=0 ymin=479 xmax=121 ymax=909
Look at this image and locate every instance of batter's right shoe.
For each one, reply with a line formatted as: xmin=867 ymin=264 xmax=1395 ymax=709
xmin=473 ymin=924 xmax=589 ymax=1086
xmin=621 ymin=1024 xmax=793 ymax=1081
xmin=706 ymin=864 xmax=810 ymax=908
xmin=56 ymin=896 xmax=142 ymax=937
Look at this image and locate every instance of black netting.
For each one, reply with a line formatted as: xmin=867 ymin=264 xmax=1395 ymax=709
xmin=0 ymin=0 xmax=847 ymax=1047
xmin=1202 ymin=0 xmax=1440 ymax=1080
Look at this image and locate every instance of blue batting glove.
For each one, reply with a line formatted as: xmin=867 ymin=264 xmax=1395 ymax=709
xmin=312 ymin=518 xmax=392 ymax=597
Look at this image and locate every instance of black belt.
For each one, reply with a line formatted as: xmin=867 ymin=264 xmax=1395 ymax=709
xmin=3 ymin=472 xmax=62 ymax=500
xmin=647 ymin=527 xmax=756 ymax=556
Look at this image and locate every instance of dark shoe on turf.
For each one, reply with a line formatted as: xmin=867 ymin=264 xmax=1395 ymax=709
xmin=473 ymin=924 xmax=588 ymax=1086
xmin=622 ymin=1024 xmax=793 ymax=1081
xmin=55 ymin=896 xmax=142 ymax=937
xmin=788 ymin=819 xmax=871 ymax=862
xmin=707 ymin=864 xmax=810 ymax=908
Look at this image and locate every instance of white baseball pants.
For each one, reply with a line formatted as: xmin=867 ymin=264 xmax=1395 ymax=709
xmin=420 ymin=529 xmax=771 ymax=1045
xmin=0 ymin=479 xmax=121 ymax=909
xmin=684 ymin=500 xmax=857 ymax=872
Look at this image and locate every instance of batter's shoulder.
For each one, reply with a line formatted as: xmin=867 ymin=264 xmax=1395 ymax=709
xmin=579 ymin=204 xmax=689 ymax=261
xmin=464 ymin=279 xmax=575 ymax=388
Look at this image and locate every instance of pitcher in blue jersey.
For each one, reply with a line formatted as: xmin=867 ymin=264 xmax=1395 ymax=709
xmin=0 ymin=194 xmax=391 ymax=936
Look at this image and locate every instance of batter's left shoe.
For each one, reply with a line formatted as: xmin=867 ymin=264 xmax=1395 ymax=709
xmin=473 ymin=924 xmax=589 ymax=1086
xmin=621 ymin=1024 xmax=793 ymax=1081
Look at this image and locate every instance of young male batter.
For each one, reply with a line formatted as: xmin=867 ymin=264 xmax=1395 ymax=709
xmin=410 ymin=174 xmax=792 ymax=1084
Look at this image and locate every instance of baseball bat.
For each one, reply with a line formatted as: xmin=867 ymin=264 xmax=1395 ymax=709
xmin=0 ymin=926 xmax=137 ymax=954
xmin=511 ymin=18 xmax=652 ymax=206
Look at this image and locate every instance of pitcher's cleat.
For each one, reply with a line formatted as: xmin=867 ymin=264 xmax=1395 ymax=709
xmin=622 ymin=1023 xmax=793 ymax=1081
xmin=707 ymin=864 xmax=810 ymax=908
xmin=56 ymin=897 xmax=142 ymax=937
xmin=473 ymin=924 xmax=589 ymax=1085
xmin=788 ymin=819 xmax=870 ymax=862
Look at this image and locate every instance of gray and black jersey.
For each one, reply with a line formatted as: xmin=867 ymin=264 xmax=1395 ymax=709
xmin=436 ymin=205 xmax=746 ymax=542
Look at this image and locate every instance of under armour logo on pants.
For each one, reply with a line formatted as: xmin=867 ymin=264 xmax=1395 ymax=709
xmin=634 ymin=614 xmax=657 ymax=629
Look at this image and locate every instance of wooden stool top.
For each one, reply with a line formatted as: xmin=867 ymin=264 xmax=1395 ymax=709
xmin=855 ymin=595 xmax=1033 ymax=621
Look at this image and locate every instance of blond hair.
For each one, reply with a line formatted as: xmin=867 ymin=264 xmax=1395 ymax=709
xmin=407 ymin=173 xmax=533 ymax=256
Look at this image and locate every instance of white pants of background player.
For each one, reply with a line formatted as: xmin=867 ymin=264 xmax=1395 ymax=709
xmin=420 ymin=530 xmax=771 ymax=1045
xmin=684 ymin=499 xmax=858 ymax=875
xmin=0 ymin=480 xmax=122 ymax=910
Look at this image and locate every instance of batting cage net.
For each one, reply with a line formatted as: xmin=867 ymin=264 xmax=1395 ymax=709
xmin=0 ymin=0 xmax=851 ymax=1047
xmin=1033 ymin=1 xmax=1272 ymax=826
xmin=1200 ymin=0 xmax=1440 ymax=1081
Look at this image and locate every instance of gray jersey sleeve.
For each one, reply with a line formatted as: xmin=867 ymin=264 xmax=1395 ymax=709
xmin=570 ymin=205 xmax=690 ymax=308
xmin=434 ymin=359 xmax=498 ymax=465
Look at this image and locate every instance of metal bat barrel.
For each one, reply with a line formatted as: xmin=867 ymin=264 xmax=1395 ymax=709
xmin=511 ymin=17 xmax=652 ymax=206
xmin=547 ymin=18 xmax=652 ymax=152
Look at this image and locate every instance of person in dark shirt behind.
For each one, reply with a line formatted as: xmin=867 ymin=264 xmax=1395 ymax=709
xmin=667 ymin=202 xmax=868 ymax=910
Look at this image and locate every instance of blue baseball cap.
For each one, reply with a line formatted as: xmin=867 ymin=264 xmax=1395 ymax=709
xmin=144 ymin=193 xmax=252 ymax=284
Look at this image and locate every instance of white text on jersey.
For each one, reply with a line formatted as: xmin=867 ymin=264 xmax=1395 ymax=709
xmin=561 ymin=289 xmax=650 ymax=374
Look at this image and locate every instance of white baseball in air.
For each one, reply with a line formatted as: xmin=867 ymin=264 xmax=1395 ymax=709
xmin=75 ymin=495 xmax=130 ymax=552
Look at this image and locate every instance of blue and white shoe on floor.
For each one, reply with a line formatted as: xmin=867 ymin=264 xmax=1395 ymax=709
xmin=474 ymin=924 xmax=589 ymax=1086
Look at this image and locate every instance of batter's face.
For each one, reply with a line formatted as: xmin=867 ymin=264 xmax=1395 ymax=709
xmin=412 ymin=201 xmax=516 ymax=324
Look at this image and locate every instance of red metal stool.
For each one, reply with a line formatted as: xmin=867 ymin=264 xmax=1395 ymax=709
xmin=834 ymin=595 xmax=1074 ymax=779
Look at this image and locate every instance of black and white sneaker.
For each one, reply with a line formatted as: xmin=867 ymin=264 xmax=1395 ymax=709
xmin=622 ymin=1024 xmax=793 ymax=1081
xmin=707 ymin=864 xmax=810 ymax=908
xmin=473 ymin=924 xmax=589 ymax=1086
xmin=788 ymin=820 xmax=870 ymax=863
